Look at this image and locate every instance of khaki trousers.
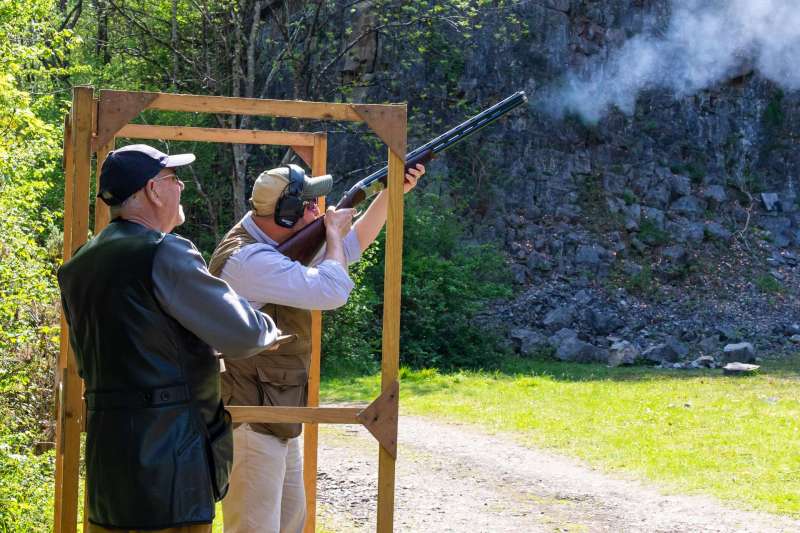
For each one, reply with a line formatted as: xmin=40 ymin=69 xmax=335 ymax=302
xmin=87 ymin=524 xmax=211 ymax=533
xmin=222 ymin=424 xmax=305 ymax=533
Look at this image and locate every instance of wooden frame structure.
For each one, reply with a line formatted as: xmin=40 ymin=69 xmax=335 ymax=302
xmin=54 ymin=86 xmax=407 ymax=533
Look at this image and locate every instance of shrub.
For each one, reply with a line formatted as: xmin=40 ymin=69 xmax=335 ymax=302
xmin=323 ymin=192 xmax=512 ymax=373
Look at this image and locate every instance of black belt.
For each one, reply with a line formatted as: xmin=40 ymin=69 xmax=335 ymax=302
xmin=85 ymin=384 xmax=191 ymax=410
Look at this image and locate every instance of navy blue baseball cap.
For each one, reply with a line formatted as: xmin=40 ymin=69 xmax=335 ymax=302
xmin=97 ymin=144 xmax=195 ymax=205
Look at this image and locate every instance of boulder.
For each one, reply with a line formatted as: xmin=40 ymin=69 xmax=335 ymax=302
xmin=527 ymin=252 xmax=552 ymax=272
xmin=702 ymin=185 xmax=727 ymax=206
xmin=722 ymin=342 xmax=756 ymax=363
xmin=761 ymin=192 xmax=780 ymax=212
xmin=643 ymin=336 xmax=689 ymax=363
xmin=643 ymin=185 xmax=670 ymax=209
xmin=622 ymin=203 xmax=641 ymax=230
xmin=608 ymin=340 xmax=640 ymax=367
xmin=510 ymin=328 xmax=549 ymax=357
xmin=548 ymin=328 xmax=577 ymax=348
xmin=584 ymin=308 xmax=622 ymax=335
xmin=555 ymin=337 xmax=607 ymax=363
xmin=543 ymin=305 xmax=575 ymax=330
xmin=670 ymin=196 xmax=707 ymax=219
xmin=704 ymin=221 xmax=732 ymax=241
xmin=690 ymin=355 xmax=716 ymax=369
xmin=662 ymin=244 xmax=687 ymax=263
xmin=642 ymin=207 xmax=666 ymax=230
xmin=669 ymin=175 xmax=692 ymax=199
xmin=575 ymin=245 xmax=604 ymax=270
xmin=510 ymin=264 xmax=527 ymax=284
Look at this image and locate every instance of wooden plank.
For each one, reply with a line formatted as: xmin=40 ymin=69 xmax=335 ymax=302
xmin=54 ymin=113 xmax=73 ymax=533
xmin=227 ymin=406 xmax=361 ymax=424
xmin=303 ymin=133 xmax=327 ymax=533
xmin=57 ymin=85 xmax=94 ymax=533
xmin=148 ymin=92 xmax=376 ymax=121
xmin=376 ymin=148 xmax=406 ymax=533
xmin=93 ymin=140 xmax=114 ymax=233
xmin=116 ymin=124 xmax=317 ymax=146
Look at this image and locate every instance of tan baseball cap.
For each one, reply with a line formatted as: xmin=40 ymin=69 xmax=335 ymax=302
xmin=250 ymin=165 xmax=333 ymax=216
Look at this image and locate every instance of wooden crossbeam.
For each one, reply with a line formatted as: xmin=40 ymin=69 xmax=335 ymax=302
xmin=116 ymin=124 xmax=317 ymax=146
xmin=228 ymin=406 xmax=362 ymax=424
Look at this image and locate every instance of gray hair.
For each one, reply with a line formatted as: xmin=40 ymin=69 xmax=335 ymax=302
xmin=109 ymin=193 xmax=138 ymax=219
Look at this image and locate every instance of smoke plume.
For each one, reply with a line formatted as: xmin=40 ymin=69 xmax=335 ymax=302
xmin=544 ymin=0 xmax=800 ymax=123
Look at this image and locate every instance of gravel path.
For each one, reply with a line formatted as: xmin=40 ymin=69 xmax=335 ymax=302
xmin=311 ymin=415 xmax=800 ymax=532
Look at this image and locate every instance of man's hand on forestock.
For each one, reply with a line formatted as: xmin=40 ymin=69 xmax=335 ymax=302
xmin=403 ymin=163 xmax=425 ymax=193
xmin=324 ymin=206 xmax=355 ymax=239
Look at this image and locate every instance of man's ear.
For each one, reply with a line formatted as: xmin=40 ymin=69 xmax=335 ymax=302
xmin=143 ymin=180 xmax=163 ymax=207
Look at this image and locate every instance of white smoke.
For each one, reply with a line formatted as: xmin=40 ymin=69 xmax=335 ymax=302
xmin=545 ymin=0 xmax=800 ymax=123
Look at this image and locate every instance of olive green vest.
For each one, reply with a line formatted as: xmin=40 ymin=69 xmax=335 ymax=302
xmin=209 ymin=219 xmax=311 ymax=439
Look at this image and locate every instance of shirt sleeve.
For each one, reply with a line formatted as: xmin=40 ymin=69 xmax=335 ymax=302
xmin=153 ymin=234 xmax=279 ymax=359
xmin=222 ymin=243 xmax=355 ymax=311
xmin=309 ymin=229 xmax=363 ymax=267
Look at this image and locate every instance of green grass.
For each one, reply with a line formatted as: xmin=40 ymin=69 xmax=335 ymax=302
xmin=322 ymin=356 xmax=800 ymax=517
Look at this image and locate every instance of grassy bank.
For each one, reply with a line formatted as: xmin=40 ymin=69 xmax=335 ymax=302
xmin=321 ymin=355 xmax=800 ymax=517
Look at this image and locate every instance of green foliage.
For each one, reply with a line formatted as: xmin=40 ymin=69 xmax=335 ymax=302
xmin=623 ymin=264 xmax=655 ymax=295
xmin=763 ymin=90 xmax=784 ymax=129
xmin=637 ymin=218 xmax=669 ymax=246
xmin=324 ymin=191 xmax=512 ymax=373
xmin=755 ymin=274 xmax=783 ymax=294
xmin=391 ymin=193 xmax=512 ymax=369
xmin=0 ymin=1 xmax=84 ymax=528
xmin=622 ymin=188 xmax=638 ymax=206
xmin=322 ymin=244 xmax=382 ymax=377
xmin=0 ymin=431 xmax=54 ymax=532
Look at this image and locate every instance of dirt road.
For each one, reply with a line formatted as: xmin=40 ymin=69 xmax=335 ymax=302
xmin=311 ymin=415 xmax=799 ymax=532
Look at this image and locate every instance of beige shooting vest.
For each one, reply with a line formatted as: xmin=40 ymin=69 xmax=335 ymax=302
xmin=208 ymin=220 xmax=312 ymax=439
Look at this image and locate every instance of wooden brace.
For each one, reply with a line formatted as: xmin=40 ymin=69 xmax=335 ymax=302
xmin=352 ymin=105 xmax=407 ymax=159
xmin=357 ymin=380 xmax=400 ymax=458
xmin=94 ymin=90 xmax=158 ymax=151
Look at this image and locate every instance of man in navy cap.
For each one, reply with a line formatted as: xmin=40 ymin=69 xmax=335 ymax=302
xmin=58 ymin=144 xmax=281 ymax=532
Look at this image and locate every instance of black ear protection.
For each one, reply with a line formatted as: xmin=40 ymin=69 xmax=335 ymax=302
xmin=274 ymin=164 xmax=307 ymax=228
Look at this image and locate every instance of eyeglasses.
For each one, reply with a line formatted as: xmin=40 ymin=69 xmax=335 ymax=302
xmin=152 ymin=173 xmax=184 ymax=190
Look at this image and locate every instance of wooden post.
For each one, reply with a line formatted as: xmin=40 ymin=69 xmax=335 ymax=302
xmin=376 ymin=148 xmax=405 ymax=532
xmin=93 ymin=140 xmax=114 ymax=233
xmin=303 ymin=133 xmax=327 ymax=533
xmin=54 ymin=86 xmax=94 ymax=533
xmin=53 ymin=113 xmax=73 ymax=533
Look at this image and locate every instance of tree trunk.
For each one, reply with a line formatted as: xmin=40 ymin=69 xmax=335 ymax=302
xmin=232 ymin=143 xmax=248 ymax=220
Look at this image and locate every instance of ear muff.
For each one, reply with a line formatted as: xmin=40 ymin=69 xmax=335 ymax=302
xmin=274 ymin=164 xmax=307 ymax=228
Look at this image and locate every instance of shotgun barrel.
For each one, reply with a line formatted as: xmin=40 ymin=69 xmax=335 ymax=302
xmin=278 ymin=91 xmax=527 ymax=264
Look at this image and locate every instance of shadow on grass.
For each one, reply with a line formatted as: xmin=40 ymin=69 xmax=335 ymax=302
xmin=321 ymin=352 xmax=800 ymax=402
xmin=493 ymin=350 xmax=800 ymax=382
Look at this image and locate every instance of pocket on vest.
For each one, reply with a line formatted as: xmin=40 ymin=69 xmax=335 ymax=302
xmin=200 ymin=401 xmax=233 ymax=502
xmin=255 ymin=365 xmax=308 ymax=438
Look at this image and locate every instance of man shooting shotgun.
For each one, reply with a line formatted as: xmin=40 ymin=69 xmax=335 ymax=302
xmin=279 ymin=90 xmax=528 ymax=264
xmin=208 ymin=91 xmax=525 ymax=533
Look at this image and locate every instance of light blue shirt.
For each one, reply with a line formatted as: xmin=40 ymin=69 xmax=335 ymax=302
xmin=218 ymin=212 xmax=362 ymax=311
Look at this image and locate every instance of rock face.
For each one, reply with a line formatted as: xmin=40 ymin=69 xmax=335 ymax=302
xmin=331 ymin=1 xmax=800 ymax=368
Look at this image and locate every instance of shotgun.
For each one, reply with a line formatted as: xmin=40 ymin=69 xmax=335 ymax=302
xmin=277 ymin=91 xmax=528 ymax=264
